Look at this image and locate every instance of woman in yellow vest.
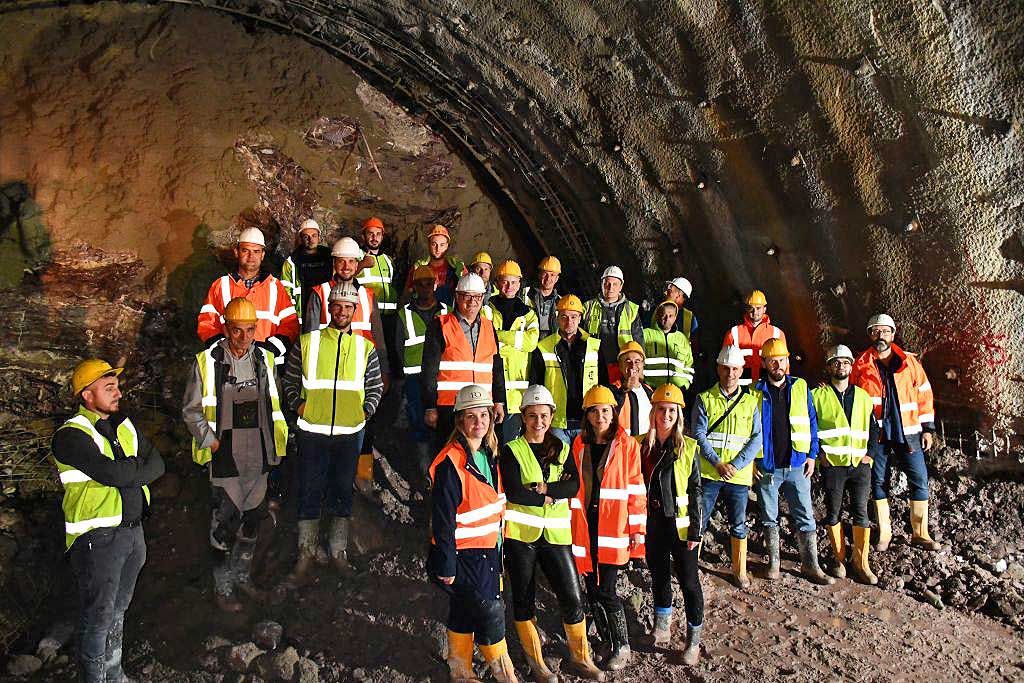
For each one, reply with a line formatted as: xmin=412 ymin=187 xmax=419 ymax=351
xmin=500 ymin=385 xmax=605 ymax=682
xmin=428 ymin=385 xmax=516 ymax=683
xmin=639 ymin=384 xmax=703 ymax=665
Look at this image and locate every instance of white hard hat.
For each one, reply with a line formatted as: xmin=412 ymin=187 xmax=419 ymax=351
xmin=666 ymin=277 xmax=693 ymax=298
xmin=601 ymin=266 xmax=624 ymax=282
xmin=456 ymin=273 xmax=487 ymax=294
xmin=237 ymin=227 xmax=266 ymax=247
xmin=455 ymin=384 xmax=493 ymax=412
xmin=331 ymin=237 xmax=363 ymax=259
xmin=299 ymin=219 xmax=321 ymax=234
xmin=825 ymin=344 xmax=854 ymax=362
xmin=716 ymin=346 xmax=746 ymax=369
xmin=520 ymin=384 xmax=556 ymax=410
xmin=328 ymin=281 xmax=360 ymax=304
xmin=866 ymin=313 xmax=896 ymax=332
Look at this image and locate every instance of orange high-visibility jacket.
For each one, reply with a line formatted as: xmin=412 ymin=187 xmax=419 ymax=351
xmin=850 ymin=343 xmax=935 ymax=436
xmin=721 ymin=314 xmax=786 ymax=385
xmin=197 ymin=273 xmax=298 ymax=352
xmin=309 ymin=280 xmax=377 ymax=342
xmin=570 ymin=427 xmax=647 ymax=575
xmin=436 ymin=313 xmax=498 ymax=407
xmin=429 ymin=441 xmax=505 ymax=550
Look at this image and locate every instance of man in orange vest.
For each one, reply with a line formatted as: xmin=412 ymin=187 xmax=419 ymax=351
xmin=851 ymin=313 xmax=940 ymax=552
xmin=197 ymin=227 xmax=299 ymax=364
xmin=421 ymin=273 xmax=506 ymax=452
xmin=721 ymin=289 xmax=785 ymax=387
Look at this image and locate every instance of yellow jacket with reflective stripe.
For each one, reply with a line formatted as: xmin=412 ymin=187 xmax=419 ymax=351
xmin=297 ymin=328 xmax=374 ymax=436
xmin=503 ymin=437 xmax=572 ymax=544
xmin=482 ymin=303 xmax=540 ymax=414
xmin=536 ymin=332 xmax=600 ymax=429
xmin=582 ymin=297 xmax=639 ymax=348
xmin=358 ymin=253 xmax=398 ymax=312
xmin=641 ymin=327 xmax=694 ymax=389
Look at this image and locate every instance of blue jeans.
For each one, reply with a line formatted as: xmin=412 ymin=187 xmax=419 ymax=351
xmin=873 ymin=438 xmax=929 ymax=501
xmin=700 ymin=478 xmax=749 ymax=539
xmin=404 ymin=376 xmax=428 ymax=443
xmin=551 ymin=420 xmax=582 ymax=446
xmin=296 ymin=430 xmax=365 ymax=520
xmin=754 ymin=463 xmax=816 ymax=532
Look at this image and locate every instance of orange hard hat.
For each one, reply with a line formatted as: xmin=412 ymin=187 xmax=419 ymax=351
xmin=362 ymin=216 xmax=385 ymax=231
xmin=427 ymin=224 xmax=451 ymax=241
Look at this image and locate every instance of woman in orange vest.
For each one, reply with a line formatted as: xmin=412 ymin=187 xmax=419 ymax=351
xmin=570 ymin=385 xmax=646 ymax=671
xmin=428 ymin=385 xmax=517 ymax=683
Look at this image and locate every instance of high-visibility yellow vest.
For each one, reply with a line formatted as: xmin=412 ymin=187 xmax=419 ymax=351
xmin=191 ymin=346 xmax=288 ymax=465
xmin=582 ymin=298 xmax=639 ymax=349
xmin=670 ymin=436 xmax=699 ymax=540
xmin=502 ymin=437 xmax=572 ymax=544
xmin=401 ymin=302 xmax=448 ymax=375
xmin=297 ymin=328 xmax=374 ymax=436
xmin=358 ymin=253 xmax=398 ymax=312
xmin=785 ymin=377 xmax=813 ymax=453
xmin=281 ymin=256 xmax=302 ymax=323
xmin=698 ymin=387 xmax=761 ymax=487
xmin=537 ymin=332 xmax=600 ymax=429
xmin=481 ymin=303 xmax=539 ymax=414
xmin=641 ymin=327 xmax=694 ymax=389
xmin=812 ymin=384 xmax=873 ymax=467
xmin=53 ymin=408 xmax=150 ymax=551
xmin=649 ymin=307 xmax=695 ymax=341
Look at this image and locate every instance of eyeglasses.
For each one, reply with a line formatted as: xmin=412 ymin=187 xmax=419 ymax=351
xmin=868 ymin=328 xmax=893 ymax=337
xmin=457 ymin=293 xmax=484 ymax=303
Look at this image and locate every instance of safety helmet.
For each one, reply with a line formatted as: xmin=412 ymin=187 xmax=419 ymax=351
xmin=716 ymin=346 xmax=746 ymax=368
xmin=866 ymin=313 xmax=896 ymax=332
xmin=617 ymin=340 xmax=646 ymax=361
xmin=601 ymin=266 xmax=624 ymax=282
xmin=471 ymin=251 xmax=492 ymax=266
xmin=329 ymin=281 xmax=360 ymax=304
xmin=237 ymin=227 xmax=266 ymax=247
xmin=427 ymin=224 xmax=451 ymax=241
xmin=455 ymin=273 xmax=487 ymax=294
xmin=556 ymin=294 xmax=584 ymax=314
xmin=331 ymin=237 xmax=363 ymax=259
xmin=583 ymin=385 xmax=616 ymax=409
xmin=299 ymin=219 xmax=321 ymax=235
xmin=520 ymin=384 xmax=556 ymax=410
xmin=760 ymin=338 xmax=790 ymax=359
xmin=538 ymin=256 xmax=562 ymax=274
xmin=654 ymin=299 xmax=679 ymax=315
xmin=224 ymin=297 xmax=258 ymax=324
xmin=666 ymin=277 xmax=693 ymax=299
xmin=496 ymin=260 xmax=522 ymax=278
xmin=455 ymin=384 xmax=493 ymax=412
xmin=826 ymin=344 xmax=855 ymax=362
xmin=362 ymin=216 xmax=385 ymax=231
xmin=72 ymin=359 xmax=123 ymax=396
xmin=412 ymin=265 xmax=435 ymax=282
xmin=745 ymin=289 xmax=767 ymax=306
xmin=651 ymin=384 xmax=685 ymax=407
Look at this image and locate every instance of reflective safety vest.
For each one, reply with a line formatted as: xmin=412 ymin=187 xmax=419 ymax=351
xmin=569 ymin=428 xmax=646 ymax=574
xmin=402 ymin=302 xmax=448 ymax=375
xmin=197 ymin=274 xmax=299 ymax=362
xmin=582 ymin=298 xmax=640 ymax=349
xmin=296 ymin=328 xmax=374 ymax=436
xmin=481 ymin=304 xmax=539 ymax=414
xmin=760 ymin=377 xmax=813 ymax=456
xmin=698 ymin=386 xmax=761 ymax=487
xmin=54 ymin=408 xmax=150 ymax=551
xmin=358 ymin=253 xmax=398 ymax=312
xmin=641 ymin=327 xmax=694 ymax=389
xmin=281 ymin=256 xmax=302 ymax=323
xmin=537 ymin=332 xmax=600 ymax=429
xmin=503 ymin=437 xmax=572 ymax=545
xmin=190 ymin=346 xmax=288 ymax=466
xmin=643 ymin=434 xmax=699 ymax=541
xmin=722 ymin=315 xmax=785 ymax=386
xmin=429 ymin=441 xmax=505 ymax=550
xmin=311 ymin=280 xmax=376 ymax=341
xmin=812 ymin=384 xmax=873 ymax=466
xmin=436 ymin=313 xmax=498 ymax=406
xmin=850 ymin=344 xmax=935 ymax=437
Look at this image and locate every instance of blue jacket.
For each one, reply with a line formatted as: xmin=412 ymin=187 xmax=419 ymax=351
xmin=755 ymin=375 xmax=819 ymax=472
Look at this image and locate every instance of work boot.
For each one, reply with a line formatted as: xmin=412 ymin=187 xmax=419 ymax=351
xmin=479 ymin=640 xmax=519 ymax=683
xmin=213 ymin=559 xmax=243 ymax=613
xmin=730 ymin=537 xmax=751 ymax=588
xmin=514 ymin=620 xmax=556 ymax=682
xmin=232 ymin=536 xmax=265 ymax=600
xmin=446 ymin=631 xmax=482 ymax=683
xmin=765 ymin=526 xmax=781 ymax=580
xmin=909 ymin=500 xmax=941 ymax=550
xmin=852 ymin=526 xmax=878 ymax=585
xmin=604 ymin=607 xmax=631 ymax=671
xmin=562 ymin=620 xmax=605 ymax=681
xmin=79 ymin=653 xmax=106 ymax=683
xmin=826 ymin=523 xmax=847 ymax=579
xmin=648 ymin=609 xmax=672 ymax=648
xmin=328 ymin=516 xmax=352 ymax=572
xmin=103 ymin=613 xmax=137 ymax=683
xmin=286 ymin=519 xmax=320 ymax=586
xmin=590 ymin=601 xmax=610 ymax=649
xmin=874 ymin=499 xmax=892 ymax=551
xmin=797 ymin=531 xmax=835 ymax=585
xmin=681 ymin=622 xmax=702 ymax=666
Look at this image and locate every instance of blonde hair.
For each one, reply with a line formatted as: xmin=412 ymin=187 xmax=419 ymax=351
xmin=643 ymin=401 xmax=687 ymax=453
xmin=448 ymin=406 xmax=498 ymax=455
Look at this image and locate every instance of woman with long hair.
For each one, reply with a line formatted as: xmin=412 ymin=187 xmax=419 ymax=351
xmin=500 ymin=385 xmax=604 ymax=682
xmin=640 ymin=383 xmax=704 ymax=664
xmin=568 ymin=385 xmax=646 ymax=671
xmin=427 ymin=385 xmax=517 ymax=683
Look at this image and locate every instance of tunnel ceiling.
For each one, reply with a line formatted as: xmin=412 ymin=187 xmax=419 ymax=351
xmin=1 ymin=0 xmax=1023 ymax=430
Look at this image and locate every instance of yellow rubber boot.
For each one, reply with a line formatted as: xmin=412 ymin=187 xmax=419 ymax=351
xmin=874 ymin=499 xmax=892 ymax=552
xmin=514 ymin=620 xmax=556 ymax=683
xmin=910 ymin=500 xmax=941 ymax=550
xmin=826 ymin=523 xmax=846 ymax=578
xmin=446 ymin=631 xmax=481 ymax=683
xmin=479 ymin=639 xmax=519 ymax=683
xmin=852 ymin=526 xmax=878 ymax=585
xmin=731 ymin=537 xmax=751 ymax=589
xmin=563 ymin=620 xmax=605 ymax=681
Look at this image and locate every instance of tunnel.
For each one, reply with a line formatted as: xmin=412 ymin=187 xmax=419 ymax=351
xmin=1 ymin=1 xmax=1023 ymax=680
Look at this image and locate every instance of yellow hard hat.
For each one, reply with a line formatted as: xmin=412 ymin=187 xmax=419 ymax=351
xmin=760 ymin=337 xmax=790 ymax=359
xmin=539 ymin=255 xmax=562 ymax=274
xmin=412 ymin=265 xmax=435 ymax=282
xmin=745 ymin=289 xmax=768 ymax=306
xmin=496 ymin=260 xmax=522 ymax=278
xmin=654 ymin=299 xmax=679 ymax=314
xmin=72 ymin=359 xmax=123 ymax=396
xmin=224 ymin=297 xmax=258 ymax=324
xmin=617 ymin=340 xmax=646 ymax=361
xmin=651 ymin=383 xmax=685 ymax=407
xmin=471 ymin=252 xmax=492 ymax=266
xmin=556 ymin=294 xmax=584 ymax=314
xmin=583 ymin=385 xmax=617 ymax=409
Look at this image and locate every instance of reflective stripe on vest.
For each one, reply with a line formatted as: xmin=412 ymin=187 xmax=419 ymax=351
xmin=503 ymin=437 xmax=572 ymax=544
xmin=358 ymin=253 xmax=397 ymax=310
xmin=429 ymin=442 xmax=505 ymax=550
xmin=812 ymin=385 xmax=872 ymax=467
xmin=669 ymin=437 xmax=698 ymax=540
xmin=486 ymin=305 xmax=540 ymax=414
xmin=297 ymin=328 xmax=372 ymax=435
xmin=642 ymin=327 xmax=694 ymax=388
xmin=436 ymin=313 xmax=497 ymax=406
xmin=698 ymin=387 xmax=760 ymax=487
xmin=537 ymin=332 xmax=600 ymax=429
xmin=584 ymin=299 xmax=639 ymax=348
xmin=402 ymin=302 xmax=448 ymax=375
xmin=787 ymin=377 xmax=812 ymax=453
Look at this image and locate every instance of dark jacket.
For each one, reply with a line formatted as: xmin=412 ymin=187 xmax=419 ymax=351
xmin=642 ymin=435 xmax=703 ymax=543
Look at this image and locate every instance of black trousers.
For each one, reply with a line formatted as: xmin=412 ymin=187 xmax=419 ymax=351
xmin=584 ymin=563 xmax=621 ymax=613
xmin=821 ymin=461 xmax=872 ymax=527
xmin=447 ymin=590 xmax=505 ymax=645
xmin=646 ymin=512 xmax=704 ymax=627
xmin=504 ymin=538 xmax=585 ymax=624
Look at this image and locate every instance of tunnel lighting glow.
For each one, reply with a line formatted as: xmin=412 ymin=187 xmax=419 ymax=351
xmin=905 ymin=214 xmax=922 ymax=233
xmin=765 ymin=245 xmax=778 ymax=256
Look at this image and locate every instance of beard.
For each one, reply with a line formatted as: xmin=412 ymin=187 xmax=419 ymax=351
xmin=874 ymin=339 xmax=890 ymax=352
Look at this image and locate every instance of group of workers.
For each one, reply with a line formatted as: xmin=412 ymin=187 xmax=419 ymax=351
xmin=51 ymin=217 xmax=942 ymax=683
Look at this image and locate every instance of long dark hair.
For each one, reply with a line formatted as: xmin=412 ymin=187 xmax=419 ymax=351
xmin=581 ymin=404 xmax=621 ymax=445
